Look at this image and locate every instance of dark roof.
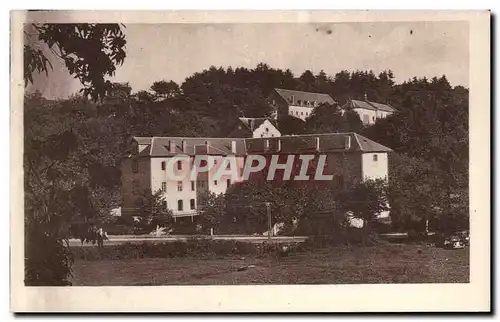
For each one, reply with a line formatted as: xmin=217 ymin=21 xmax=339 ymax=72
xmin=346 ymin=99 xmax=396 ymax=113
xmin=145 ymin=137 xmax=247 ymax=157
xmin=273 ymin=88 xmax=336 ymax=105
xmin=238 ymin=117 xmax=278 ymax=132
xmin=132 ymin=133 xmax=392 ymax=157
xmin=133 ymin=136 xmax=152 ymax=145
xmin=353 ymin=133 xmax=393 ymax=152
xmin=367 ymin=101 xmax=396 ymax=113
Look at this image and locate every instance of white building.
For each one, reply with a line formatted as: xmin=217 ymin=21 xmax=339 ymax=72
xmin=267 ymin=88 xmax=336 ymax=121
xmin=342 ymin=95 xmax=396 ymax=125
xmin=228 ymin=117 xmax=281 ymax=138
xmin=121 ymin=133 xmax=392 ymax=221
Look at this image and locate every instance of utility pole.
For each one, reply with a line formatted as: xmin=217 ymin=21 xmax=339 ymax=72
xmin=266 ymin=202 xmax=272 ymax=240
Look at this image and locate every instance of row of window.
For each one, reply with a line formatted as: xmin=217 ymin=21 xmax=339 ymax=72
xmin=134 ymin=154 xmax=379 ymax=178
xmin=160 ymin=160 xmax=231 ymax=170
xmin=132 ymin=178 xmax=234 ymax=194
xmin=133 ymin=158 xmax=233 ymax=174
xmin=169 ymin=199 xmax=196 ymax=211
xmin=288 ymin=95 xmax=318 ymax=107
xmin=161 ymin=180 xmax=196 ymax=193
xmin=161 ymin=160 xmax=183 ymax=171
xmin=292 ymin=110 xmax=311 ymax=118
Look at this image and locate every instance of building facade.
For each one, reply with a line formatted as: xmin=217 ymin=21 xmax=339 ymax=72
xmin=267 ymin=88 xmax=336 ymax=121
xmin=121 ymin=133 xmax=392 ymax=221
xmin=341 ymin=95 xmax=396 ymax=125
xmin=227 ymin=117 xmax=281 ymax=138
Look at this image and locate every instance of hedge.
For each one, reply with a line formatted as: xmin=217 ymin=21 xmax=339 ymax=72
xmin=71 ymin=238 xmax=303 ymax=261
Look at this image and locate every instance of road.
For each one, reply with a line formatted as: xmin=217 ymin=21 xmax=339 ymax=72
xmin=68 ymin=232 xmax=424 ymax=247
xmin=69 ymin=235 xmax=309 ymax=247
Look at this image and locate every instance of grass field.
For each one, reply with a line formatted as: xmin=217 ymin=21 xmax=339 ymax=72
xmin=71 ymin=243 xmax=469 ymax=285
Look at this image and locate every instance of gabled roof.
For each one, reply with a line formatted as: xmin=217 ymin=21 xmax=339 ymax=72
xmin=238 ymin=117 xmax=278 ymax=132
xmin=245 ymin=133 xmax=392 ymax=154
xmin=131 ymin=133 xmax=392 ymax=157
xmin=350 ymin=100 xmax=377 ymax=111
xmin=347 ymin=99 xmax=396 ymax=113
xmin=367 ymin=101 xmax=396 ymax=113
xmin=147 ymin=137 xmax=247 ymax=157
xmin=273 ymin=88 xmax=336 ymax=106
xmin=353 ymin=133 xmax=393 ymax=152
xmin=133 ymin=136 xmax=152 ymax=145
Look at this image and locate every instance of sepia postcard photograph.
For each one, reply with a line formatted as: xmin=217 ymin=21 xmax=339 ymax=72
xmin=10 ymin=10 xmax=490 ymax=312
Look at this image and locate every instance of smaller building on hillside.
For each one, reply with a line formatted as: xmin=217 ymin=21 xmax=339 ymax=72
xmin=228 ymin=117 xmax=281 ymax=138
xmin=267 ymin=88 xmax=336 ymax=121
xmin=342 ymin=94 xmax=396 ymax=125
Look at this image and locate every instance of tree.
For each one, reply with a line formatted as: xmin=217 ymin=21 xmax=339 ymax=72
xmin=344 ymin=109 xmax=364 ymax=133
xmin=297 ymin=70 xmax=317 ymax=92
xmin=23 ymin=23 xmax=127 ymax=285
xmin=305 ymin=103 xmax=363 ymax=134
xmin=305 ymin=103 xmax=345 ymax=133
xmin=338 ymin=179 xmax=389 ymax=224
xmin=277 ymin=114 xmax=306 ymax=135
xmin=197 ymin=192 xmax=227 ymax=233
xmin=388 ymin=154 xmax=445 ymax=232
xmin=150 ymin=80 xmax=181 ymax=99
xmin=134 ymin=90 xmax=155 ymax=104
xmin=134 ymin=190 xmax=174 ymax=234
xmin=24 ymin=23 xmax=127 ymax=100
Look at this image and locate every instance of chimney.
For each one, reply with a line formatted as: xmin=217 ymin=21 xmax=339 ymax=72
xmin=265 ymin=139 xmax=270 ymax=152
xmin=182 ymin=140 xmax=187 ymax=153
xmin=231 ymin=140 xmax=237 ymax=154
xmin=316 ymin=137 xmax=320 ymax=151
xmin=205 ymin=140 xmax=210 ymax=154
xmin=169 ymin=140 xmax=176 ymax=153
xmin=277 ymin=139 xmax=282 ymax=152
xmin=344 ymin=135 xmax=351 ymax=149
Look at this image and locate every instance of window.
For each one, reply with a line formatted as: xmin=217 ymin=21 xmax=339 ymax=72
xmin=214 ymin=159 xmax=218 ymax=165
xmin=226 ymin=161 xmax=231 ymax=169
xmin=301 ymin=112 xmax=304 ymax=116
xmin=373 ymin=154 xmax=378 ymax=162
xmin=177 ymin=181 xmax=183 ymax=191
xmin=265 ymin=127 xmax=269 ymax=132
xmin=335 ymin=175 xmax=344 ymax=190
xmin=132 ymin=160 xmax=138 ymax=173
xmin=372 ymin=116 xmax=375 ymax=122
xmin=161 ymin=182 xmax=167 ymax=192
xmin=271 ymin=134 xmax=274 ymax=137
xmin=227 ymin=179 xmax=231 ymax=187
xmin=297 ymin=100 xmax=302 ymax=105
xmin=132 ymin=180 xmax=139 ymax=193
xmin=214 ymin=180 xmax=218 ymax=186
xmin=177 ymin=160 xmax=182 ymax=170
xmin=191 ymin=181 xmax=195 ymax=191
xmin=190 ymin=199 xmax=196 ymax=210
xmin=177 ymin=200 xmax=183 ymax=211
xmin=161 ymin=161 xmax=166 ymax=170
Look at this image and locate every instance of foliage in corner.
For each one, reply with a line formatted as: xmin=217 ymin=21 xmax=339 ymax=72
xmin=24 ymin=23 xmax=127 ymax=101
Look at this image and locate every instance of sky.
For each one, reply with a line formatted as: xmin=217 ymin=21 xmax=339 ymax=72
xmin=28 ymin=21 xmax=469 ymax=99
